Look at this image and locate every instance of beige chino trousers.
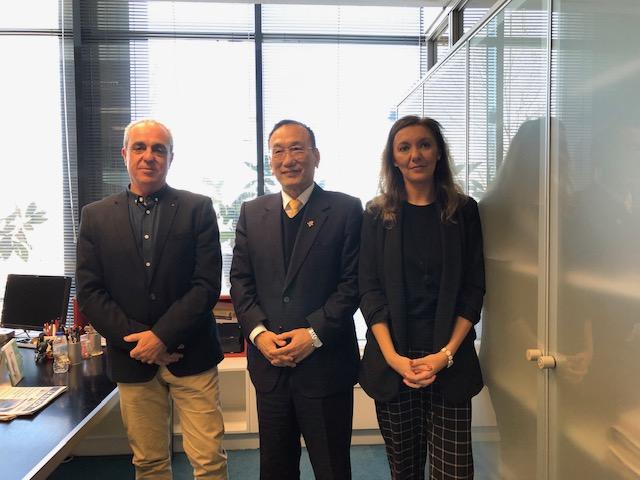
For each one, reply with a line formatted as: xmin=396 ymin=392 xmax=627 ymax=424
xmin=118 ymin=366 xmax=228 ymax=480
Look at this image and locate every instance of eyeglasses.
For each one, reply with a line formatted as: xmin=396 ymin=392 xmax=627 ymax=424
xmin=269 ymin=145 xmax=315 ymax=161
xmin=128 ymin=143 xmax=170 ymax=157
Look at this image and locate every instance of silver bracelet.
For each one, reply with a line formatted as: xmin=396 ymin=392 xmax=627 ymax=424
xmin=440 ymin=347 xmax=454 ymax=368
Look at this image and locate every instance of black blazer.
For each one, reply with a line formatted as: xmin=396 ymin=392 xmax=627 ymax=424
xmin=358 ymin=196 xmax=485 ymax=403
xmin=76 ymin=187 xmax=224 ymax=383
xmin=230 ymin=185 xmax=362 ymax=398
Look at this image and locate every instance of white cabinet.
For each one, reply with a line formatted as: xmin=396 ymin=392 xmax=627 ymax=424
xmin=217 ymin=356 xmax=258 ymax=434
xmin=352 ymin=384 xmax=379 ymax=430
xmin=216 ymin=357 xmax=381 ymax=436
xmin=171 ymin=356 xmax=258 ymax=437
xmin=218 ymin=357 xmax=382 ymax=435
xmin=77 ymin=355 xmax=383 ymax=454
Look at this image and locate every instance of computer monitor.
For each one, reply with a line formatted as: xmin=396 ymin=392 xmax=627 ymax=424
xmin=0 ymin=274 xmax=72 ymax=331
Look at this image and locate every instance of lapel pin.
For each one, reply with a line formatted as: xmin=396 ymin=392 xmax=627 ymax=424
xmin=307 ymin=220 xmax=315 ymax=228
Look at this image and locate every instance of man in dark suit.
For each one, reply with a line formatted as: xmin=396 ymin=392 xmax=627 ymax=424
xmin=76 ymin=119 xmax=228 ymax=479
xmin=230 ymin=120 xmax=362 ymax=479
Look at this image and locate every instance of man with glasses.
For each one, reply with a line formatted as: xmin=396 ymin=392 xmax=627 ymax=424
xmin=76 ymin=119 xmax=228 ymax=479
xmin=230 ymin=119 xmax=363 ymax=479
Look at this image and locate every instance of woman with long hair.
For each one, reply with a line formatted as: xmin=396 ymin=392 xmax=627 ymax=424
xmin=359 ymin=115 xmax=486 ymax=479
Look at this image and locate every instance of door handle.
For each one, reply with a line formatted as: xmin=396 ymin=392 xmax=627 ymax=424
xmin=526 ymin=349 xmax=543 ymax=361
xmin=537 ymin=355 xmax=556 ymax=369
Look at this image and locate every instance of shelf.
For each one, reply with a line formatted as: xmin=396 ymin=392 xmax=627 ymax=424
xmin=219 ymin=356 xmax=247 ymax=372
xmin=218 ymin=359 xmax=253 ymax=433
xmin=223 ymin=410 xmax=249 ymax=433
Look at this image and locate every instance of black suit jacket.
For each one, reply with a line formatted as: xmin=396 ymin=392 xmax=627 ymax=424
xmin=76 ymin=186 xmax=224 ymax=383
xmin=230 ymin=185 xmax=362 ymax=398
xmin=358 ymin=196 xmax=485 ymax=403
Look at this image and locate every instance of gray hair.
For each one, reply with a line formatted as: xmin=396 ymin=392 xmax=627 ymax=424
xmin=123 ymin=119 xmax=174 ymax=152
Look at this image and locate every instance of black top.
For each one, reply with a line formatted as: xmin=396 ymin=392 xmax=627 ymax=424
xmin=402 ymin=202 xmax=442 ymax=351
xmin=281 ymin=204 xmax=306 ymax=271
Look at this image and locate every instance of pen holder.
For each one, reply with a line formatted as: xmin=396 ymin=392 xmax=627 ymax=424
xmin=68 ymin=341 xmax=82 ymax=365
xmin=89 ymin=333 xmax=102 ymax=356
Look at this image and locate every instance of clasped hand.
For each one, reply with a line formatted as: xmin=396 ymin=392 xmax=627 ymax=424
xmin=390 ymin=352 xmax=448 ymax=389
xmin=124 ymin=330 xmax=183 ymax=366
xmin=255 ymin=328 xmax=315 ymax=367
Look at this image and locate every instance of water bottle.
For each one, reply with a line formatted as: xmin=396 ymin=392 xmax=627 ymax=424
xmin=52 ymin=331 xmax=69 ymax=374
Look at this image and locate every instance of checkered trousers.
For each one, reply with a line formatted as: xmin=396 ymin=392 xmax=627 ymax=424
xmin=375 ymin=359 xmax=473 ymax=480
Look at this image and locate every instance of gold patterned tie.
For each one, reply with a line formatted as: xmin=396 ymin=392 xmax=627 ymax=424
xmin=287 ymin=198 xmax=302 ymax=218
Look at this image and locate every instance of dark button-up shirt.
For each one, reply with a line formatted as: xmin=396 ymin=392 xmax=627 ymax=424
xmin=127 ymin=185 xmax=167 ymax=284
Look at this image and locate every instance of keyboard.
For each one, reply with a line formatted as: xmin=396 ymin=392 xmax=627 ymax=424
xmin=16 ymin=337 xmax=37 ymax=349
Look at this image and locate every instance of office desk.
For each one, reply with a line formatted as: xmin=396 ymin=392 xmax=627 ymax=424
xmin=0 ymin=349 xmax=118 ymax=480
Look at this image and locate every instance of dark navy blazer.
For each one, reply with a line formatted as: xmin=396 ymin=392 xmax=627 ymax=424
xmin=230 ymin=185 xmax=363 ymax=398
xmin=76 ymin=187 xmax=224 ymax=383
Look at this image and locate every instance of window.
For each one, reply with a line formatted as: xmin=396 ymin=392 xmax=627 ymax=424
xmin=434 ymin=24 xmax=451 ymax=63
xmin=262 ymin=4 xmax=427 ymax=210
xmin=77 ymin=2 xmax=427 ymax=313
xmin=424 ymin=46 xmax=467 ymax=182
xmin=0 ymin=1 xmax=428 ymax=339
xmin=395 ymin=0 xmax=551 ymax=341
xmin=129 ymin=36 xmax=257 ymax=290
xmin=77 ymin=1 xmax=256 ymax=292
xmin=0 ymin=1 xmax=77 ymax=316
xmin=461 ymin=0 xmax=494 ymax=34
xmin=260 ymin=5 xmax=427 ymax=340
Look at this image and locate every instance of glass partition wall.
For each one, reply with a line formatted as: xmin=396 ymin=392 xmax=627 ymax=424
xmin=397 ymin=0 xmax=640 ymax=478
xmin=472 ymin=3 xmax=548 ymax=479
xmin=550 ymin=1 xmax=640 ymax=479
